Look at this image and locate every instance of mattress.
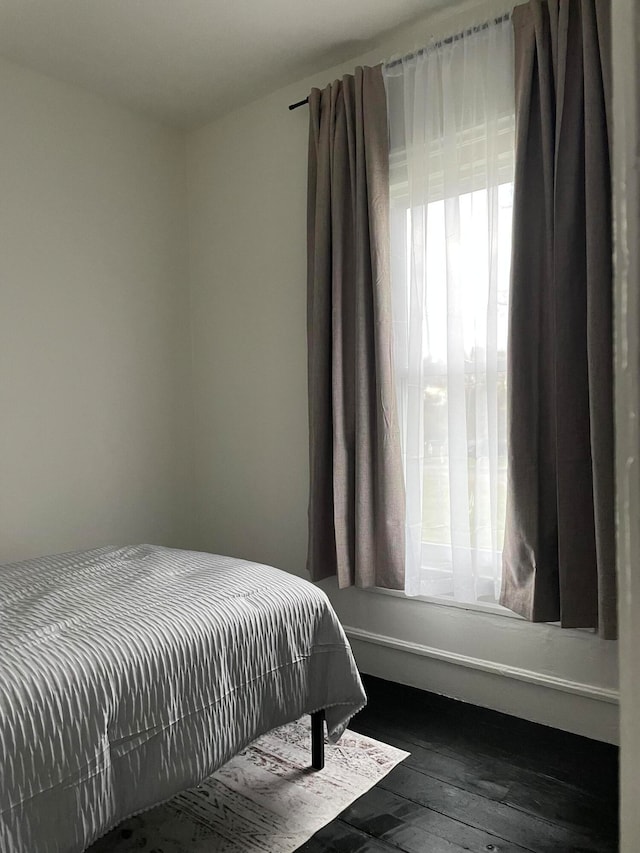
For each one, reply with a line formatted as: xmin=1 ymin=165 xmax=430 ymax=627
xmin=0 ymin=544 xmax=366 ymax=853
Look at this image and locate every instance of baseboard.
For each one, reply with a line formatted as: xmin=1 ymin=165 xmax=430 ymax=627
xmin=344 ymin=625 xmax=620 ymax=744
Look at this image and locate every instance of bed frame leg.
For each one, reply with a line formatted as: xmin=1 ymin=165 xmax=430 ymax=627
xmin=311 ymin=709 xmax=325 ymax=770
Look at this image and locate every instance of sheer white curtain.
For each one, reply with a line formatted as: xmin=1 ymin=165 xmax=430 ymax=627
xmin=383 ymin=16 xmax=515 ymax=602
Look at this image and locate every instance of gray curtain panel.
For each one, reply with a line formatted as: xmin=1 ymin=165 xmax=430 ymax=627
xmin=306 ymin=65 xmax=405 ymax=590
xmin=501 ymin=0 xmax=616 ymax=638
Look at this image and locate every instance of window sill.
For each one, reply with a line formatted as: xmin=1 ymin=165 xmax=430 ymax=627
xmin=365 ymin=584 xmax=523 ymax=619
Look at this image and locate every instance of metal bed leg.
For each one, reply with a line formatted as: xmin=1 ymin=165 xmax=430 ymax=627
xmin=311 ymin=709 xmax=325 ymax=770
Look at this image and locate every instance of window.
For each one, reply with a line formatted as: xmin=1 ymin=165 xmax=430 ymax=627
xmin=384 ymin=16 xmax=515 ymax=604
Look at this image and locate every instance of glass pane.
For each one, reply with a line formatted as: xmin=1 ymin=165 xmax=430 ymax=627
xmin=422 ymin=374 xmax=450 ymax=546
xmin=418 ymin=182 xmax=512 ymax=601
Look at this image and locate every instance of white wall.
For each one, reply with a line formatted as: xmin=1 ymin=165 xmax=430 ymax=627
xmin=612 ymin=0 xmax=640 ymax=847
xmin=0 ymin=57 xmax=194 ymax=562
xmin=186 ymin=1 xmax=619 ymax=743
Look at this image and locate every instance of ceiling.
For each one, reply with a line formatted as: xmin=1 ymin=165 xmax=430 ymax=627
xmin=0 ymin=0 xmax=448 ymax=128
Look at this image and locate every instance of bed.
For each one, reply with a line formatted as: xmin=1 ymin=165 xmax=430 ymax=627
xmin=0 ymin=544 xmax=366 ymax=853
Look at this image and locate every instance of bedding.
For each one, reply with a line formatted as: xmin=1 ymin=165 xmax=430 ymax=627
xmin=0 ymin=544 xmax=366 ymax=853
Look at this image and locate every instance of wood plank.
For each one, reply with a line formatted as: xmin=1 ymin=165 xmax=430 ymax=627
xmin=378 ymin=764 xmax=616 ymax=853
xmin=355 ymin=677 xmax=618 ymax=801
xmin=295 ymin=819 xmax=401 ymax=852
xmin=350 ymin=718 xmax=617 ymax=839
xmin=340 ymin=785 xmax=534 ymax=853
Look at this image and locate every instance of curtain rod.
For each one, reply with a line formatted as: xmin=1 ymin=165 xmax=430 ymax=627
xmin=288 ymin=97 xmax=309 ymax=111
xmin=287 ymin=11 xmax=511 ymax=111
xmin=385 ymin=12 xmax=511 ymax=68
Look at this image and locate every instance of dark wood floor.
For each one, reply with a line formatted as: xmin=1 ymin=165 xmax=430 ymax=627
xmin=298 ymin=675 xmax=619 ymax=853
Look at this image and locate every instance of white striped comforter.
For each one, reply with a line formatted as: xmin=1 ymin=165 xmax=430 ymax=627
xmin=0 ymin=545 xmax=366 ymax=852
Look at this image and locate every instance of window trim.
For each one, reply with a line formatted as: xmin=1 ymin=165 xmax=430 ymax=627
xmin=366 ymin=584 xmax=523 ymax=618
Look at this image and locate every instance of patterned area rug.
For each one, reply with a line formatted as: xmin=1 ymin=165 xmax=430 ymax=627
xmin=90 ymin=718 xmax=408 ymax=853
